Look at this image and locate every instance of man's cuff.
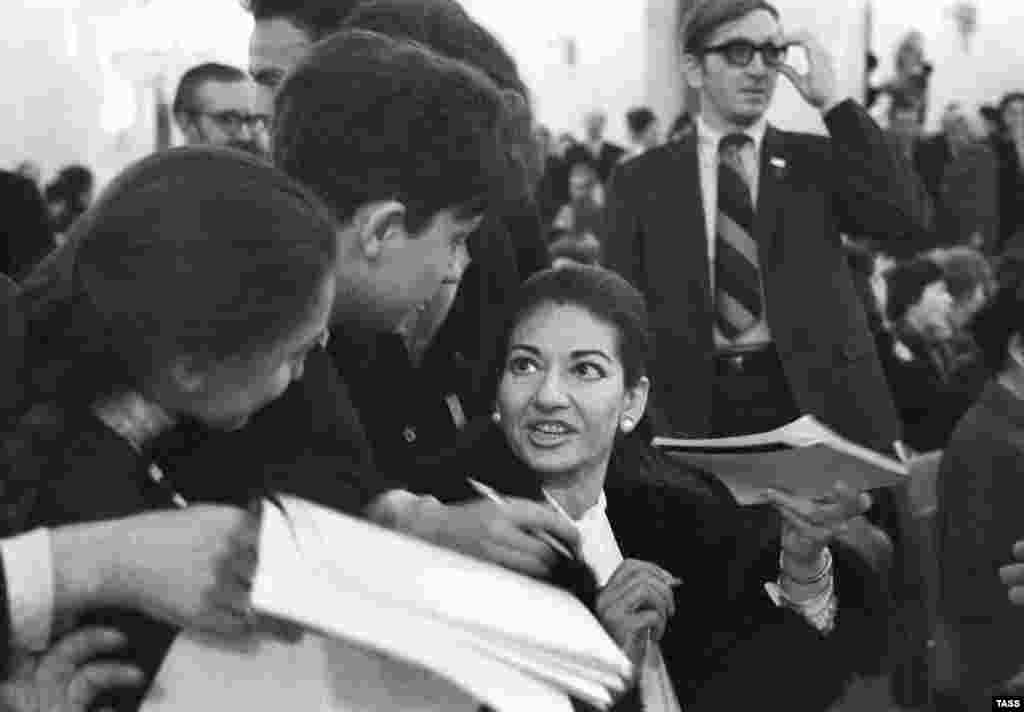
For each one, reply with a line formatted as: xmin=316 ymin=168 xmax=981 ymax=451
xmin=1 ymin=528 xmax=54 ymax=652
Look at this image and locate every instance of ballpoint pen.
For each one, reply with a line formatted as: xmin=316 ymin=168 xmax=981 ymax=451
xmin=466 ymin=477 xmax=577 ymax=560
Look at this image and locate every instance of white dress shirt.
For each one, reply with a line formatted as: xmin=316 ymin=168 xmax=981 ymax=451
xmin=695 ymin=115 xmax=773 ymax=349
xmin=543 ymin=490 xmax=683 ymax=712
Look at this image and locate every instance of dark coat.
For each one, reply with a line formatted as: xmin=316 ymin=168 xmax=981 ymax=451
xmin=603 ymin=99 xmax=933 ymax=452
xmin=936 ymin=380 xmax=1024 ymax=694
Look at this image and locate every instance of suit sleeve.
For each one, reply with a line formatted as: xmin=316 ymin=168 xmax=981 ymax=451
xmin=823 ymin=99 xmax=935 ymax=255
xmin=602 ymin=162 xmax=646 ymax=291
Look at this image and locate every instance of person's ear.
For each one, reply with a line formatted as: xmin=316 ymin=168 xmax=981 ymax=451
xmin=622 ymin=376 xmax=650 ymax=427
xmin=354 ymin=201 xmax=407 ymax=262
xmin=682 ymin=52 xmax=705 ymax=90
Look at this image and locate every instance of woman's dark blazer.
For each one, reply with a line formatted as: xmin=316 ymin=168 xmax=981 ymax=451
xmin=416 ymin=420 xmax=891 ymax=712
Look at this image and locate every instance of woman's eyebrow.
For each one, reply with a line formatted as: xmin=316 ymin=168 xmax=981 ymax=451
xmin=570 ymin=349 xmax=612 ymax=362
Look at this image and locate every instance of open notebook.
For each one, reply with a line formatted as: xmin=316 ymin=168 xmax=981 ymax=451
xmin=145 ymin=496 xmax=631 ymax=712
xmin=654 ymin=415 xmax=908 ymax=503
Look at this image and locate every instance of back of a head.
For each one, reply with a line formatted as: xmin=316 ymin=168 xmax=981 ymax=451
xmin=243 ymin=0 xmax=361 ymax=40
xmin=680 ymin=0 xmax=780 ymax=55
xmin=509 ymin=265 xmax=650 ymax=389
xmin=172 ymin=62 xmax=249 ymax=119
xmin=22 ymin=146 xmax=336 ymax=406
xmin=626 ymin=107 xmax=657 ymax=139
xmin=342 ymin=0 xmax=527 ymax=99
xmin=273 ymin=29 xmax=517 ymax=232
xmin=884 ymin=256 xmax=944 ymax=325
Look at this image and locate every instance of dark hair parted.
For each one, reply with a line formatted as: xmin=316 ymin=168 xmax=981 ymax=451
xmin=626 ymin=107 xmax=657 ymax=137
xmin=273 ymin=29 xmax=517 ymax=233
xmin=680 ymin=0 xmax=780 ymax=55
xmin=340 ymin=1 xmax=537 ymax=196
xmin=241 ymin=0 xmax=361 ymax=40
xmin=172 ymin=62 xmax=249 ymax=118
xmin=506 ymin=265 xmax=651 ymax=389
xmin=20 ymin=146 xmax=337 ymax=408
xmin=884 ymin=256 xmax=945 ymax=326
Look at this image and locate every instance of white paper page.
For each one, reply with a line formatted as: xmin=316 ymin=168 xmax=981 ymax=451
xmin=254 ymin=502 xmax=577 ymax=712
xmin=261 ymin=497 xmax=630 ymax=679
xmin=141 ymin=632 xmax=486 ymax=712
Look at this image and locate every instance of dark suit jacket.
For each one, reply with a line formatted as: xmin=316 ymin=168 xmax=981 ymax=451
xmin=416 ymin=421 xmax=890 ymax=712
xmin=604 ymin=100 xmax=933 ymax=451
xmin=565 ymin=141 xmax=627 ymax=184
xmin=936 ymin=380 xmax=1024 ymax=692
xmin=995 ymin=138 xmax=1024 ymax=250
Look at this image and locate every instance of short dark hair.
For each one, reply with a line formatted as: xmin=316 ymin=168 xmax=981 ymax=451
xmin=884 ymin=256 xmax=945 ymax=325
xmin=972 ymin=281 xmax=1024 ymax=373
xmin=342 ymin=0 xmax=527 ymax=99
xmin=626 ymin=107 xmax=657 ymax=138
xmin=930 ymin=246 xmax=994 ymax=305
xmin=21 ymin=146 xmax=336 ymax=406
xmin=273 ymin=29 xmax=515 ymax=233
xmin=172 ymin=62 xmax=249 ymax=118
xmin=680 ymin=0 xmax=780 ymax=55
xmin=241 ymin=0 xmax=361 ymax=40
xmin=506 ymin=265 xmax=650 ymax=389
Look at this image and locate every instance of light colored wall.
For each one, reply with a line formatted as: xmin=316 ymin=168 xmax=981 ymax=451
xmin=1 ymin=0 xmax=252 ymax=189
xmin=871 ymin=0 xmax=1024 ymax=132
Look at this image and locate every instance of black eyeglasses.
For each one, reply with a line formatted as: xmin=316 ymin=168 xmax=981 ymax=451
xmin=192 ymin=110 xmax=272 ymax=134
xmin=702 ymin=39 xmax=790 ymax=68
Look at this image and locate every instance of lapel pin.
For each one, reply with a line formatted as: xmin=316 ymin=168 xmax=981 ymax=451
xmin=770 ymin=156 xmax=787 ymax=179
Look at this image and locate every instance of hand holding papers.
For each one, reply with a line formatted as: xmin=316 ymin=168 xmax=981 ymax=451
xmin=654 ymin=415 xmax=908 ymax=504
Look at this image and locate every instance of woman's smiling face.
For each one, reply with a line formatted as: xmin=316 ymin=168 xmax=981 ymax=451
xmin=497 ymin=302 xmax=647 ymax=482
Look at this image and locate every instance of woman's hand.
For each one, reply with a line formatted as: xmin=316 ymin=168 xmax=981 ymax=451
xmin=0 ymin=628 xmax=144 ymax=712
xmin=763 ymin=482 xmax=872 ymax=572
xmin=595 ymin=560 xmax=679 ymax=668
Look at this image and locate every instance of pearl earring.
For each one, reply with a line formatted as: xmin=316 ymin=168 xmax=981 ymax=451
xmin=492 ymin=411 xmax=501 ymax=424
xmin=621 ymin=416 xmax=635 ymax=433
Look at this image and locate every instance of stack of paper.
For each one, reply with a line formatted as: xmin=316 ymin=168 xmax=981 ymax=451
xmin=655 ymin=415 xmax=908 ymax=503
xmin=144 ymin=497 xmax=630 ymax=712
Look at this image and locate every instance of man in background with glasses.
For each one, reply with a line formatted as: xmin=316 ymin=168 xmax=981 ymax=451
xmin=172 ymin=62 xmax=271 ymax=156
xmin=605 ymin=0 xmax=931 ymax=449
xmin=605 ymin=3 xmax=934 ymax=703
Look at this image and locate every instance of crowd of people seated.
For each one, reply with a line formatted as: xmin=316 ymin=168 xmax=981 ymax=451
xmin=2 ymin=0 xmax=1024 ymax=710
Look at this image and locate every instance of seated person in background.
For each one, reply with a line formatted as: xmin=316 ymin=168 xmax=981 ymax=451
xmin=553 ymin=162 xmax=605 ymax=245
xmin=936 ymin=282 xmax=1024 ymax=707
xmin=415 ymin=266 xmax=889 ymax=712
xmin=877 ymin=256 xmax=975 ymax=452
xmin=5 ymin=146 xmax=338 ymax=710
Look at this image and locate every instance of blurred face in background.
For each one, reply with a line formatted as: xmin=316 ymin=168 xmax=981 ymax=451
xmin=941 ymin=104 xmax=972 ymax=148
xmin=181 ymin=79 xmax=271 ymax=155
xmin=249 ymin=17 xmax=314 ymax=95
xmin=584 ymin=111 xmax=607 ymax=142
xmin=568 ymin=166 xmax=597 ymax=203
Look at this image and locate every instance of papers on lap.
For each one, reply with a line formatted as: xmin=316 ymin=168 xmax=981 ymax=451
xmin=654 ymin=415 xmax=908 ymax=503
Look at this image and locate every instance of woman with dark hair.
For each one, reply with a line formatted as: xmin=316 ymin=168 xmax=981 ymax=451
xmin=934 ymin=282 xmax=1024 ymax=709
xmin=415 ymin=265 xmax=889 ymax=712
xmin=4 ymin=146 xmax=337 ymax=710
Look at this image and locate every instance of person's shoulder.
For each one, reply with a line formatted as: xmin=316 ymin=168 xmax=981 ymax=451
xmin=609 ymin=141 xmax=680 ymax=185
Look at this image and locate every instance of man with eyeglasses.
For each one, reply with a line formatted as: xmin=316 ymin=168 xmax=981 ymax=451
xmin=172 ymin=62 xmax=271 ymax=156
xmin=605 ymin=0 xmax=932 ymax=451
xmin=605 ymin=5 xmax=934 ymax=705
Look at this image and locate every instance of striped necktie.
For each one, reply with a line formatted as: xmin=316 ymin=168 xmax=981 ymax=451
xmin=714 ymin=133 xmax=762 ymax=341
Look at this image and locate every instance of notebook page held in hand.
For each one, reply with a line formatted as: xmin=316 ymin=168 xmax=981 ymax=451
xmin=654 ymin=415 xmax=908 ymax=503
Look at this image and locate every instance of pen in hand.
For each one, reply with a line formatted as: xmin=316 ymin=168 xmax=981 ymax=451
xmin=466 ymin=478 xmax=577 ymax=560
